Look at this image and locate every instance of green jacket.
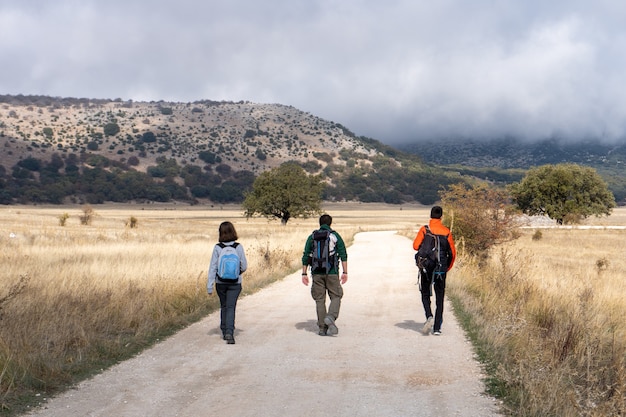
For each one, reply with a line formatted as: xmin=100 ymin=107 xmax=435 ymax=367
xmin=301 ymin=224 xmax=347 ymax=275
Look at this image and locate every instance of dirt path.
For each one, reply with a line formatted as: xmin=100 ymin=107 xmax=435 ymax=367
xmin=28 ymin=231 xmax=500 ymax=417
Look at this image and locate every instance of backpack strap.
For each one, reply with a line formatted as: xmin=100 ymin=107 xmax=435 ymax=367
xmin=218 ymin=242 xmax=239 ymax=248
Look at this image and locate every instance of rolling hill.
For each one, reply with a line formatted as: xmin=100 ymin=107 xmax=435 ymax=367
xmin=0 ymin=95 xmax=461 ymax=205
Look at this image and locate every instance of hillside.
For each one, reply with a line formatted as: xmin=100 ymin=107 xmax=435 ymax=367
xmin=396 ymin=137 xmax=626 ymax=203
xmin=0 ymin=95 xmax=461 ymax=205
xmin=0 ymin=95 xmax=376 ymax=174
xmin=396 ymin=137 xmax=626 ymax=169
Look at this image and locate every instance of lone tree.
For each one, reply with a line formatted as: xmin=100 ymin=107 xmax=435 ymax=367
xmin=509 ymin=163 xmax=615 ymax=225
xmin=243 ymin=163 xmax=324 ymax=225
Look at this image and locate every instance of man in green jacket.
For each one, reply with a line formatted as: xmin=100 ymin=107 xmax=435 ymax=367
xmin=301 ymin=214 xmax=348 ymax=336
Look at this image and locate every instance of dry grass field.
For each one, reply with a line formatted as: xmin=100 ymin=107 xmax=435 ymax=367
xmin=449 ymin=209 xmax=626 ymax=416
xmin=0 ymin=203 xmax=427 ymax=414
xmin=1 ymin=203 xmax=625 ymax=416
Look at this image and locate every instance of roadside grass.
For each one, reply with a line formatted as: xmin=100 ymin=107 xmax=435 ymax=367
xmin=4 ymin=203 xmax=625 ymax=416
xmin=0 ymin=203 xmax=425 ymax=415
xmin=448 ymin=227 xmax=626 ymax=416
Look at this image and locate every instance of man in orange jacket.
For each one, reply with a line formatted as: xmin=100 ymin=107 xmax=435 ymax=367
xmin=412 ymin=206 xmax=456 ymax=335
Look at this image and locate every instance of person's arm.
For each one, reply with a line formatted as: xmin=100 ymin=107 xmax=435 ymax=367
xmin=446 ymin=233 xmax=457 ymax=270
xmin=335 ymin=233 xmax=348 ymax=284
xmin=412 ymin=226 xmax=426 ymax=251
xmin=237 ymin=243 xmax=248 ymax=273
xmin=207 ymin=245 xmax=220 ymax=294
xmin=301 ymin=235 xmax=313 ymax=286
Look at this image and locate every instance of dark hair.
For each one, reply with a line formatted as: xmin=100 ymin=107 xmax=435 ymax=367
xmin=218 ymin=221 xmax=238 ymax=242
xmin=319 ymin=214 xmax=332 ymax=226
xmin=430 ymin=206 xmax=443 ymax=219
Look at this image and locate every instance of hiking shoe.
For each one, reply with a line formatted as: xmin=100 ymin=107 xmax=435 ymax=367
xmin=421 ymin=316 xmax=434 ymax=335
xmin=224 ymin=334 xmax=235 ymax=344
xmin=324 ymin=316 xmax=338 ymax=335
xmin=318 ymin=328 xmax=327 ymax=336
xmin=433 ymin=329 xmax=442 ymax=336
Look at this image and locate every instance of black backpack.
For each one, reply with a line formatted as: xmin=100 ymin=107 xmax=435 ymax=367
xmin=310 ymin=229 xmax=337 ymax=274
xmin=415 ymin=225 xmax=451 ymax=274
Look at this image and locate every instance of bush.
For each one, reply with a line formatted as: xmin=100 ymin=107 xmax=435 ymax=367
xmin=58 ymin=213 xmax=69 ymax=226
xmin=103 ymin=123 xmax=120 ymax=137
xmin=17 ymin=157 xmax=42 ymax=172
xmin=440 ymin=183 xmax=520 ymax=258
xmin=79 ymin=206 xmax=95 ymax=225
xmin=141 ymin=132 xmax=156 ymax=143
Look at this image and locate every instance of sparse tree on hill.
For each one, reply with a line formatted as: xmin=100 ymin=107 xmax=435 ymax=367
xmin=243 ymin=163 xmax=324 ymax=225
xmin=509 ymin=163 xmax=615 ymax=225
xmin=103 ymin=123 xmax=120 ymax=137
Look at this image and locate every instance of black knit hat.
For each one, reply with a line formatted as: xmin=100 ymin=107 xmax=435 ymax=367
xmin=430 ymin=206 xmax=443 ymax=219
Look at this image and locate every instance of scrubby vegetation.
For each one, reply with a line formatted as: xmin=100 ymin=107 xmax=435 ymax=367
xmin=0 ymin=205 xmax=420 ymax=415
xmin=0 ymin=95 xmax=468 ymax=206
xmin=449 ymin=228 xmax=626 ymax=416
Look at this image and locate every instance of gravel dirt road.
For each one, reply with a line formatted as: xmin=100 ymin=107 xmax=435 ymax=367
xmin=28 ymin=231 xmax=500 ymax=417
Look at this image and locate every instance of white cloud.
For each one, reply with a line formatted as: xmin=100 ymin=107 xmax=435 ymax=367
xmin=1 ymin=0 xmax=625 ymax=143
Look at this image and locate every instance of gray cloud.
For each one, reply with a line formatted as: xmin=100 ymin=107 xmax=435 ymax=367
xmin=2 ymin=0 xmax=626 ymax=143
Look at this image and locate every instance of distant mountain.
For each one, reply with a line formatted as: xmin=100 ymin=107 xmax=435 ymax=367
xmin=396 ymin=137 xmax=626 ymax=203
xmin=0 ymin=95 xmax=464 ymax=205
xmin=396 ymin=137 xmax=626 ymax=169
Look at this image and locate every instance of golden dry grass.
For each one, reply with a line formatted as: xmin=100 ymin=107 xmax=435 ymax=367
xmin=449 ymin=220 xmax=626 ymax=416
xmin=0 ymin=203 xmax=428 ymax=413
xmin=2 ymin=204 xmax=626 ymax=417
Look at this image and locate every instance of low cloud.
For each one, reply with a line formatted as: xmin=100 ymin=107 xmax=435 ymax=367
xmin=1 ymin=0 xmax=625 ymax=144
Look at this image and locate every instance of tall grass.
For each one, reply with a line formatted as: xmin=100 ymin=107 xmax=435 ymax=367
xmin=449 ymin=227 xmax=626 ymax=416
xmin=0 ymin=203 xmax=426 ymax=414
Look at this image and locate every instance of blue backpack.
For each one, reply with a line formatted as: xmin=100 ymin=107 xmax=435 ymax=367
xmin=217 ymin=242 xmax=240 ymax=283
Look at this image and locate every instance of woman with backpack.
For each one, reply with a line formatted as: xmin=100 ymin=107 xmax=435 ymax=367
xmin=207 ymin=221 xmax=248 ymax=344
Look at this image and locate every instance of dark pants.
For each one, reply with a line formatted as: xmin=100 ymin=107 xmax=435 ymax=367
xmin=419 ymin=270 xmax=446 ymax=332
xmin=216 ymin=283 xmax=242 ymax=336
xmin=311 ymin=274 xmax=343 ymax=330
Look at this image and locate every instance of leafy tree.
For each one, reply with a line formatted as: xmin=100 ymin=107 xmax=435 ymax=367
xmin=509 ymin=163 xmax=616 ymax=224
xmin=243 ymin=163 xmax=324 ymax=225
xmin=440 ymin=183 xmax=520 ymax=258
xmin=42 ymin=127 xmax=53 ymax=139
xmin=198 ymin=151 xmax=220 ymax=164
xmin=17 ymin=157 xmax=42 ymax=171
xmin=103 ymin=123 xmax=120 ymax=137
xmin=141 ymin=131 xmax=156 ymax=143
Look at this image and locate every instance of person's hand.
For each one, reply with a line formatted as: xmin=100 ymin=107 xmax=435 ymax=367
xmin=301 ymin=274 xmax=309 ymax=286
xmin=207 ymin=290 xmax=213 ymax=296
xmin=341 ymin=273 xmax=348 ymax=285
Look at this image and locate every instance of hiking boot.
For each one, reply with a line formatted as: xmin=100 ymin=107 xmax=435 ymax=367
xmin=324 ymin=316 xmax=338 ymax=335
xmin=224 ymin=334 xmax=235 ymax=344
xmin=318 ymin=328 xmax=327 ymax=336
xmin=421 ymin=316 xmax=434 ymax=335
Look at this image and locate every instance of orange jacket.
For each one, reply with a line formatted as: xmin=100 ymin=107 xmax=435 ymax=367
xmin=412 ymin=218 xmax=457 ymax=270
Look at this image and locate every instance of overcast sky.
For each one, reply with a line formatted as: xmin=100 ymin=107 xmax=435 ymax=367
xmin=2 ymin=0 xmax=626 ymax=144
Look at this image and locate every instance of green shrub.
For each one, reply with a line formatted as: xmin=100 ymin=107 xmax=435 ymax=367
xmin=58 ymin=213 xmax=69 ymax=226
